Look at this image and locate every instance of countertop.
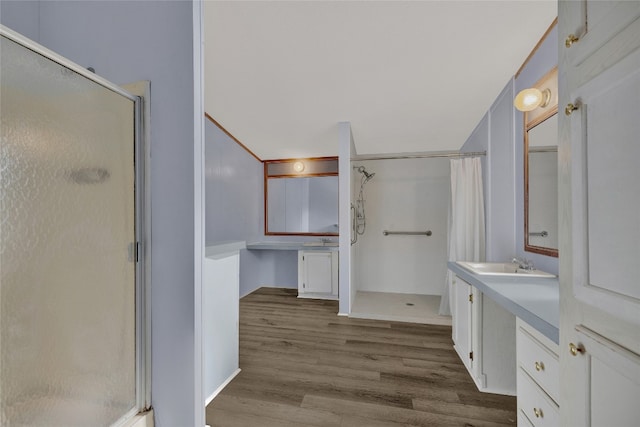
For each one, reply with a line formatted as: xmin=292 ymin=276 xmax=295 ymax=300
xmin=205 ymin=241 xmax=246 ymax=259
xmin=246 ymin=241 xmax=339 ymax=251
xmin=448 ymin=261 xmax=559 ymax=344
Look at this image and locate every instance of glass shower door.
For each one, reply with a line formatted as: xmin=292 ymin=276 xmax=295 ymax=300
xmin=1 ymin=33 xmax=139 ymax=426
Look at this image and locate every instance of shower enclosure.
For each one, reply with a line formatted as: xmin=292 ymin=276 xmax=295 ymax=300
xmin=1 ymin=28 xmax=146 ymax=426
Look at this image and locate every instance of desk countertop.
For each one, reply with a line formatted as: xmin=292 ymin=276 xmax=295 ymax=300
xmin=205 ymin=241 xmax=246 ymax=259
xmin=246 ymin=241 xmax=339 ymax=251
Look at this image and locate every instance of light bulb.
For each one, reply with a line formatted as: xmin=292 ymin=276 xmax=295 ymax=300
xmin=293 ymin=161 xmax=305 ymax=173
xmin=514 ymin=87 xmax=552 ymax=112
xmin=514 ymin=88 xmax=543 ymax=112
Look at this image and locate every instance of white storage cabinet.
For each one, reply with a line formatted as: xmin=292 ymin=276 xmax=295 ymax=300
xmin=451 ymin=274 xmax=516 ymax=395
xmin=298 ymin=250 xmax=338 ymax=300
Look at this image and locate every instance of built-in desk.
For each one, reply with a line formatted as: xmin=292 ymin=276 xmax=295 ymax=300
xmin=247 ymin=241 xmax=339 ymax=300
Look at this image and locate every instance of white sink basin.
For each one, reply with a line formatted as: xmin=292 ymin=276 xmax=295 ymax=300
xmin=456 ymin=261 xmax=555 ymax=278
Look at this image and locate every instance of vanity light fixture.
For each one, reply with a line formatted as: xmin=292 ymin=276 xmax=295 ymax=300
xmin=293 ymin=161 xmax=305 ymax=173
xmin=514 ymin=87 xmax=552 ymax=112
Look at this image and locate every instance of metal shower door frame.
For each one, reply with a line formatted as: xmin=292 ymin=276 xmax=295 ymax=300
xmin=0 ymin=24 xmax=151 ymax=421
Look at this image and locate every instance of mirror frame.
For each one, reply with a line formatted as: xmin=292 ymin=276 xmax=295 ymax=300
xmin=524 ymin=66 xmax=558 ymax=258
xmin=264 ymin=157 xmax=339 ymax=236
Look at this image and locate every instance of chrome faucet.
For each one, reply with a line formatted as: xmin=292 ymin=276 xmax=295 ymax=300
xmin=512 ymin=257 xmax=534 ymax=270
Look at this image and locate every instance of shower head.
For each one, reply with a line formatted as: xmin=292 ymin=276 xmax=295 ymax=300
xmin=363 ymin=171 xmax=375 ymax=183
xmin=354 ymin=166 xmax=375 ymax=183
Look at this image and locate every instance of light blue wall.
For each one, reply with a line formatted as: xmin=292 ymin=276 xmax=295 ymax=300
xmin=205 ymin=119 xmax=262 ymax=243
xmin=205 ymin=119 xmax=299 ymax=295
xmin=461 ymin=81 xmax=516 ymax=263
xmin=2 ymin=2 xmax=198 ymax=425
xmin=0 ymin=1 xmax=39 ymax=40
xmin=460 ymin=22 xmax=558 ymax=275
xmin=488 ymin=80 xmax=516 ymax=262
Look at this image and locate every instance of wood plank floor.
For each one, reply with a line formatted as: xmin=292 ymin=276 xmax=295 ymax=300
xmin=206 ymin=288 xmax=516 ymax=427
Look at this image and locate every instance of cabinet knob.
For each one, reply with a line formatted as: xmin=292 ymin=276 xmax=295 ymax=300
xmin=565 ymin=102 xmax=579 ymax=116
xmin=535 ymin=361 xmax=545 ymax=371
xmin=565 ymin=34 xmax=579 ymax=48
xmin=569 ymin=342 xmax=585 ymax=356
xmin=533 ymin=407 xmax=543 ymax=418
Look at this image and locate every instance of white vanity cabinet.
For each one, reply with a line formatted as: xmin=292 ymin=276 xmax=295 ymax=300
xmin=516 ymin=318 xmax=559 ymax=426
xmin=298 ymin=250 xmax=338 ymax=299
xmin=451 ymin=275 xmax=516 ymax=395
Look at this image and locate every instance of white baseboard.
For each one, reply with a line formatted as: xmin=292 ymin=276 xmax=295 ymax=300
xmin=205 ymin=369 xmax=241 ymax=406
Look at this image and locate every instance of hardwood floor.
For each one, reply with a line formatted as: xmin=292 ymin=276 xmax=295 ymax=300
xmin=206 ymin=288 xmax=516 ymax=427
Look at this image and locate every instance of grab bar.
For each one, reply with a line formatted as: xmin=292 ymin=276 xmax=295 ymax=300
xmin=528 ymin=231 xmax=548 ymax=237
xmin=350 ymin=204 xmax=357 ymax=245
xmin=383 ymin=230 xmax=432 ymax=236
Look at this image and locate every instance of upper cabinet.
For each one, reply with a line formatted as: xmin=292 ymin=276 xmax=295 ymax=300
xmin=559 ymin=1 xmax=640 ymax=426
xmin=562 ymin=1 xmax=640 ymax=326
xmin=264 ymin=157 xmax=339 ymax=236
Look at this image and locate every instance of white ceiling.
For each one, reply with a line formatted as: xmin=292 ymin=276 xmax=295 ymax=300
xmin=204 ymin=1 xmax=556 ymax=160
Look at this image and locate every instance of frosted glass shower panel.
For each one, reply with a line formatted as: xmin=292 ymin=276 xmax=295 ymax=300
xmin=1 ymin=36 xmax=137 ymax=425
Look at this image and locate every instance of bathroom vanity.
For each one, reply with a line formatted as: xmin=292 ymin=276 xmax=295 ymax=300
xmin=448 ymin=261 xmax=559 ymax=424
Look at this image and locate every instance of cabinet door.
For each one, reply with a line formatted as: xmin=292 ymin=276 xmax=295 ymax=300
xmin=570 ymin=326 xmax=640 ymax=427
xmin=564 ymin=0 xmax=640 ymax=86
xmin=452 ymin=276 xmax=473 ymax=372
xmin=559 ymin=1 xmax=640 ymax=425
xmin=568 ymin=45 xmax=640 ymax=326
xmin=302 ymin=251 xmax=333 ymax=294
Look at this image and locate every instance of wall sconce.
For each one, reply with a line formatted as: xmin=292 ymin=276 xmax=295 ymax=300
xmin=514 ymin=87 xmax=552 ymax=112
xmin=293 ymin=161 xmax=305 ymax=173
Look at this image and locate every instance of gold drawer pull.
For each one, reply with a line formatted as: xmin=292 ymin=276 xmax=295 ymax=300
xmin=533 ymin=407 xmax=544 ymax=418
xmin=565 ymin=34 xmax=580 ymax=48
xmin=565 ymin=103 xmax=579 ymax=116
xmin=569 ymin=342 xmax=585 ymax=356
xmin=535 ymin=361 xmax=545 ymax=371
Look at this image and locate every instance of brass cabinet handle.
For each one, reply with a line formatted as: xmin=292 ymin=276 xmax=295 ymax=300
xmin=533 ymin=407 xmax=543 ymax=418
xmin=535 ymin=361 xmax=545 ymax=371
xmin=569 ymin=342 xmax=585 ymax=356
xmin=565 ymin=34 xmax=580 ymax=48
xmin=565 ymin=103 xmax=579 ymax=116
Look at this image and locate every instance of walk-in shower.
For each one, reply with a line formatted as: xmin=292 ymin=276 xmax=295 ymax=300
xmin=351 ymin=165 xmax=375 ymax=244
xmin=349 ymin=157 xmax=453 ymax=325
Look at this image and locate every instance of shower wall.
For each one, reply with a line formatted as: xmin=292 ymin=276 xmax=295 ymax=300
xmin=354 ymin=158 xmax=450 ymax=295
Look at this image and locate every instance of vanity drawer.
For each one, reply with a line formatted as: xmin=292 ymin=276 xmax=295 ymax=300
xmin=517 ymin=368 xmax=559 ymax=427
xmin=517 ymin=320 xmax=559 ymax=403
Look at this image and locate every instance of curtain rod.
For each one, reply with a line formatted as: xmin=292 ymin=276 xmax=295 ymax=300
xmin=352 ymin=151 xmax=486 ymax=161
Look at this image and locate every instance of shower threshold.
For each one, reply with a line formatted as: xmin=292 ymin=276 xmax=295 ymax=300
xmin=350 ymin=291 xmax=452 ymax=326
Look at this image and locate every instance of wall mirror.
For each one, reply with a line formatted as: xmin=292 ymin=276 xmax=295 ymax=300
xmin=524 ymin=67 xmax=558 ymax=257
xmin=264 ymin=157 xmax=339 ymax=236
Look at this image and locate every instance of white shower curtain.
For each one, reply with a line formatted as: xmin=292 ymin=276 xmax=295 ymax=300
xmin=439 ymin=157 xmax=485 ymax=315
